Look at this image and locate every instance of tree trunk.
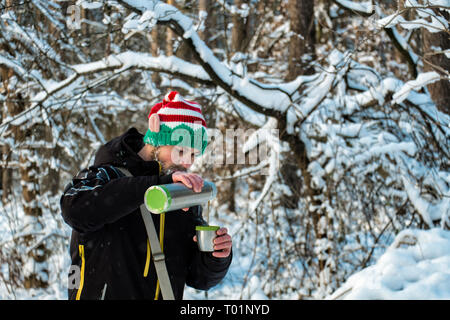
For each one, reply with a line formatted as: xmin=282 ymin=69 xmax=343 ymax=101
xmin=198 ymin=0 xmax=212 ymax=46
xmin=3 ymin=90 xmax=49 ymax=289
xmin=287 ymin=0 xmax=316 ymax=80
xmin=151 ymin=27 xmax=161 ymax=85
xmin=421 ymin=10 xmax=450 ymax=114
xmin=1 ymin=1 xmax=13 ymax=204
xmin=1 ymin=68 xmax=13 ymax=203
xmin=166 ymin=0 xmax=175 ymax=56
xmin=231 ymin=0 xmax=249 ymax=53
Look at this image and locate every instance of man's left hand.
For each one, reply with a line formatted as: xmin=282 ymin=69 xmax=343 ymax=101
xmin=193 ymin=227 xmax=232 ymax=258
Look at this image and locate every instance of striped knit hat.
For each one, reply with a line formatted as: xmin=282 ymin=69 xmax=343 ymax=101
xmin=143 ymin=91 xmax=208 ymax=154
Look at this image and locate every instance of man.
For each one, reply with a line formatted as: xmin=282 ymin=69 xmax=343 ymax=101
xmin=60 ymin=91 xmax=232 ymax=300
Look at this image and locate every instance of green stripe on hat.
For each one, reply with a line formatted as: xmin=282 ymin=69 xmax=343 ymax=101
xmin=143 ymin=123 xmax=208 ymax=154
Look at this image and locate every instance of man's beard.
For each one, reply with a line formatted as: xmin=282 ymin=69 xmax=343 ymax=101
xmin=149 ymin=147 xmax=187 ymax=175
xmin=161 ymin=163 xmax=187 ymax=175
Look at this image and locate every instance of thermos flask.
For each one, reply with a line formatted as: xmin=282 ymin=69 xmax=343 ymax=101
xmin=144 ymin=181 xmax=217 ymax=214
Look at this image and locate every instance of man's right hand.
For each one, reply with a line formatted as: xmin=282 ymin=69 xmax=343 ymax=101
xmin=172 ymin=171 xmax=204 ymax=211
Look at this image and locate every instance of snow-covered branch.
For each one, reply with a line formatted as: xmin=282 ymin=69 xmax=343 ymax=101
xmin=332 ymin=0 xmax=375 ymax=17
xmin=72 ymin=51 xmax=213 ymax=85
xmin=0 ymin=52 xmax=213 ymax=131
xmin=116 ymin=0 xmax=291 ymax=119
xmin=392 ymin=71 xmax=442 ymax=104
xmin=377 ymin=3 xmax=450 ymax=34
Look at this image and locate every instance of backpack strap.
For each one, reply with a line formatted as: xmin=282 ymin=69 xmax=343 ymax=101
xmin=116 ymin=167 xmax=175 ymax=300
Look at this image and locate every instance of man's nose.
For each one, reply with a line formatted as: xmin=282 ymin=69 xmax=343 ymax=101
xmin=182 ymin=163 xmax=191 ymax=170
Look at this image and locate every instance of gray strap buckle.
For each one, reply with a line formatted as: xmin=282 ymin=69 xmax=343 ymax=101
xmin=153 ymin=252 xmax=165 ymax=262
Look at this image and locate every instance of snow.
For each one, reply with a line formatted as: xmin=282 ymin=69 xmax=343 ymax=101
xmin=348 ymin=75 xmax=438 ymax=109
xmin=0 ymin=51 xmax=210 ymax=130
xmin=428 ymin=0 xmax=450 ymax=6
xmin=378 ymin=4 xmax=449 ymax=33
xmin=328 ymin=228 xmax=450 ymax=300
xmin=296 ymin=68 xmax=335 ymax=118
xmin=334 ymin=0 xmax=373 ymax=14
xmin=1 ymin=0 xmax=449 ymax=302
xmin=389 ymin=27 xmax=419 ymax=64
xmin=79 ymin=1 xmax=103 ymax=10
xmin=401 ymin=177 xmax=449 ymax=228
xmin=444 ymin=49 xmax=450 ymax=59
xmin=187 ymin=227 xmax=450 ymax=300
xmin=377 ymin=13 xmax=406 ymax=29
xmin=393 ymin=72 xmax=441 ymax=104
xmin=216 ymin=0 xmax=250 ymax=18
xmin=121 ymin=0 xmax=293 ymax=112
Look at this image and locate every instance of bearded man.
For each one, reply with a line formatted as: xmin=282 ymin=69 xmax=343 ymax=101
xmin=60 ymin=91 xmax=232 ymax=300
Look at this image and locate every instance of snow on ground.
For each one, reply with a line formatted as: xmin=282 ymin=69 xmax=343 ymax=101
xmin=327 ymin=228 xmax=450 ymax=300
xmin=2 ymin=198 xmax=449 ymax=300
xmin=184 ymin=206 xmax=270 ymax=300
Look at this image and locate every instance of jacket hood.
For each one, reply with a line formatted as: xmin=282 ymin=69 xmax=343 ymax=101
xmin=94 ymin=127 xmax=160 ymax=176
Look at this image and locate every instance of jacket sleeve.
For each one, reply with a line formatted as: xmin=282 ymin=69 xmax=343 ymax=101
xmin=60 ymin=165 xmax=173 ymax=233
xmin=185 ymin=206 xmax=232 ymax=290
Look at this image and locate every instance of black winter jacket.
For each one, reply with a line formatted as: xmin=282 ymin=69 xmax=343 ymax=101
xmin=60 ymin=128 xmax=231 ymax=300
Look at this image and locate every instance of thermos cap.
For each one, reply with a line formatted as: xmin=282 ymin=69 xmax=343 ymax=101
xmin=195 ymin=225 xmax=220 ymax=231
xmin=144 ymin=185 xmax=172 ymax=214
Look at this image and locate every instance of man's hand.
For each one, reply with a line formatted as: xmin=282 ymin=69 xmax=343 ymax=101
xmin=172 ymin=171 xmax=204 ymax=211
xmin=193 ymin=227 xmax=232 ymax=258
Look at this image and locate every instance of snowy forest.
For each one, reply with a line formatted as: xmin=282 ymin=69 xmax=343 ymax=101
xmin=0 ymin=0 xmax=449 ymax=300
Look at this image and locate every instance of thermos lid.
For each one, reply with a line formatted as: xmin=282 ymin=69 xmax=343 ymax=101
xmin=195 ymin=225 xmax=220 ymax=231
xmin=144 ymin=185 xmax=172 ymax=214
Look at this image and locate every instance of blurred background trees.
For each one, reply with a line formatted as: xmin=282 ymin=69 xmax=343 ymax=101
xmin=0 ymin=0 xmax=448 ymax=299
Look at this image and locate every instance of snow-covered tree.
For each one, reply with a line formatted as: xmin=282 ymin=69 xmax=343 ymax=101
xmin=0 ymin=0 xmax=448 ymax=299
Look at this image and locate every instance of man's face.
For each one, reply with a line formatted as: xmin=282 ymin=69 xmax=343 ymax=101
xmin=156 ymin=145 xmax=200 ymax=174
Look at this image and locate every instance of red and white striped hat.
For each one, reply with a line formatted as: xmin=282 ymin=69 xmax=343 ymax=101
xmin=143 ymin=91 xmax=208 ymax=154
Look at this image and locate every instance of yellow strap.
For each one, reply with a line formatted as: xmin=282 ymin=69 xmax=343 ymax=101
xmin=160 ymin=213 xmax=165 ymax=251
xmin=76 ymin=244 xmax=85 ymax=300
xmin=143 ymin=239 xmax=151 ymax=277
xmin=154 ymin=213 xmax=165 ymax=300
